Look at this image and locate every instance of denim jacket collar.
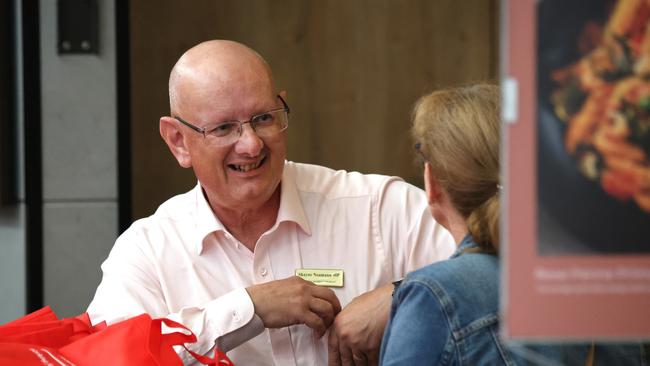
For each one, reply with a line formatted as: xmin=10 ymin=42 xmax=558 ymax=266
xmin=450 ymin=234 xmax=478 ymax=259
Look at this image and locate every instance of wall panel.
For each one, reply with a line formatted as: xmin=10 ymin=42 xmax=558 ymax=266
xmin=130 ymin=0 xmax=498 ymax=219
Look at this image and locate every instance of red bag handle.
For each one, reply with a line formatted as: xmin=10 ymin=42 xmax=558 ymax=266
xmin=149 ymin=318 xmax=234 ymax=366
xmin=182 ymin=346 xmax=233 ymax=366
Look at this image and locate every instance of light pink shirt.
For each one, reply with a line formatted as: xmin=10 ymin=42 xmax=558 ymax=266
xmin=87 ymin=162 xmax=454 ymax=365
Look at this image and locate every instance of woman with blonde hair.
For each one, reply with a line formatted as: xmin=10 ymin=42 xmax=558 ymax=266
xmin=379 ymin=83 xmax=645 ymax=365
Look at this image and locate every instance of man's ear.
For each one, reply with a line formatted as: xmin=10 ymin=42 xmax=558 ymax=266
xmin=423 ymin=162 xmax=442 ymax=205
xmin=160 ymin=116 xmax=192 ymax=168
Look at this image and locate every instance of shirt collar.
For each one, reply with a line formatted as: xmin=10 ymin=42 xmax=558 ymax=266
xmin=274 ymin=163 xmax=311 ymax=236
xmin=193 ymin=162 xmax=312 ymax=255
xmin=193 ymin=183 xmax=227 ymax=254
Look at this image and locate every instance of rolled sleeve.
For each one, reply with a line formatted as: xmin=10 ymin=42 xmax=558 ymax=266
xmin=169 ymin=287 xmax=264 ymax=364
xmin=206 ymin=287 xmax=265 ymax=352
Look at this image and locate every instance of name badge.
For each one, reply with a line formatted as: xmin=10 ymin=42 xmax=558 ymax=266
xmin=295 ymin=268 xmax=344 ymax=287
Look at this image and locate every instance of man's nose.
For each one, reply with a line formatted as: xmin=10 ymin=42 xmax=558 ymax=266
xmin=234 ymin=123 xmax=264 ymax=156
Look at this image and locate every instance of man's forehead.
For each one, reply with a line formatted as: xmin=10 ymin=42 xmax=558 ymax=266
xmin=179 ymin=82 xmax=277 ymax=122
xmin=177 ymin=56 xmax=274 ymax=94
xmin=203 ymin=94 xmax=276 ymax=114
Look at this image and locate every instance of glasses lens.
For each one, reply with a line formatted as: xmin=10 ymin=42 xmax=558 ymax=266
xmin=252 ymin=109 xmax=288 ymax=136
xmin=209 ymin=122 xmax=240 ymax=138
xmin=203 ymin=109 xmax=289 ymax=146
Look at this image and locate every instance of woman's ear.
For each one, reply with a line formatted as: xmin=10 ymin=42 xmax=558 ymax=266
xmin=160 ymin=116 xmax=192 ymax=168
xmin=423 ymin=162 xmax=442 ymax=205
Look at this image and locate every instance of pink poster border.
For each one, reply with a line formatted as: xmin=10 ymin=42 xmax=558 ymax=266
xmin=501 ymin=0 xmax=650 ymax=341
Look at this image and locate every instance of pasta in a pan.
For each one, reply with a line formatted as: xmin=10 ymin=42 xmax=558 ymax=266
xmin=551 ymin=0 xmax=650 ymax=212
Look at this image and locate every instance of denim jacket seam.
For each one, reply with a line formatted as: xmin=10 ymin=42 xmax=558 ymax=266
xmin=453 ymin=314 xmax=499 ymax=339
xmin=407 ymin=277 xmax=459 ymax=333
xmin=401 ymin=278 xmax=457 ymax=365
xmin=409 ymin=277 xmax=501 ymax=365
xmin=490 ymin=325 xmax=517 ymax=365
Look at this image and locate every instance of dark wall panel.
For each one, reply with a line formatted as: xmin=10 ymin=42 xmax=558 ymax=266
xmin=0 ymin=0 xmax=16 ymax=205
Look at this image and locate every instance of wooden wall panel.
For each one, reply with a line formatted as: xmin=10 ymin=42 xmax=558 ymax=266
xmin=130 ymin=0 xmax=498 ymax=220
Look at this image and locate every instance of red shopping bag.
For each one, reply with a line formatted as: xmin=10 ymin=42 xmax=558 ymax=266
xmin=1 ymin=307 xmax=58 ymax=325
xmin=0 ymin=307 xmax=100 ymax=348
xmin=0 ymin=343 xmax=75 ymax=366
xmin=0 ymin=308 xmax=233 ymax=366
xmin=61 ymin=315 xmax=233 ymax=366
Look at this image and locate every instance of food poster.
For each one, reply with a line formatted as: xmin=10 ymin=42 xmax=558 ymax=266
xmin=502 ymin=0 xmax=650 ymax=341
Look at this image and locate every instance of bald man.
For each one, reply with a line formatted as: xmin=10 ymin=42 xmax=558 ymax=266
xmin=87 ymin=40 xmax=454 ymax=365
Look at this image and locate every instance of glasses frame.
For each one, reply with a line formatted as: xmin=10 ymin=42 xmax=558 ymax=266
xmin=173 ymin=95 xmax=290 ymax=143
xmin=414 ymin=142 xmax=428 ymax=163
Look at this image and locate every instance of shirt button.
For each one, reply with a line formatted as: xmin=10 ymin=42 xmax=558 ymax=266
xmin=260 ymin=267 xmax=268 ymax=277
xmin=232 ymin=311 xmax=241 ymax=322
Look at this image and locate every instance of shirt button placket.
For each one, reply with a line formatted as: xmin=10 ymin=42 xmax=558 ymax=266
xmin=254 ymin=252 xmax=273 ymax=283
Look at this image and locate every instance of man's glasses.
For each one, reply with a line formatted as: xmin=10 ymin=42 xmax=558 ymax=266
xmin=174 ymin=95 xmax=290 ymax=146
xmin=415 ymin=142 xmax=428 ymax=162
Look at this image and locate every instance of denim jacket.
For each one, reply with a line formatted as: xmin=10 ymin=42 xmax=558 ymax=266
xmin=379 ymin=235 xmax=646 ymax=365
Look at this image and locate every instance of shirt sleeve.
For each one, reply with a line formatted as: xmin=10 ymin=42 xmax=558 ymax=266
xmin=86 ymin=230 xmax=264 ymax=364
xmin=376 ymin=177 xmax=455 ymax=278
xmin=379 ymin=279 xmax=452 ymax=366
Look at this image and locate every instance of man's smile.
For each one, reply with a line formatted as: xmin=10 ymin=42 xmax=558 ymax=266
xmin=228 ymin=155 xmax=266 ymax=173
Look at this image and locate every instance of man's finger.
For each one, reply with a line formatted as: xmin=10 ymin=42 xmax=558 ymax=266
xmin=366 ymin=349 xmax=379 ymax=366
xmin=302 ymin=311 xmax=327 ymax=337
xmin=340 ymin=343 xmax=355 ymax=366
xmin=311 ymin=285 xmax=342 ymax=313
xmin=328 ymin=329 xmax=342 ymax=366
xmin=309 ymin=297 xmax=336 ymax=327
xmin=352 ymin=352 xmax=368 ymax=366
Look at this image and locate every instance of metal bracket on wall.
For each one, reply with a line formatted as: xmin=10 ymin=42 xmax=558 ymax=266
xmin=57 ymin=0 xmax=99 ymax=54
xmin=502 ymin=77 xmax=518 ymax=124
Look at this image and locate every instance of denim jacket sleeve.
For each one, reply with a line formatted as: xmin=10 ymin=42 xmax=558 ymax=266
xmin=380 ymin=279 xmax=453 ymax=366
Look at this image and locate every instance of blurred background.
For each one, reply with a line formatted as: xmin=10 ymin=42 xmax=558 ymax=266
xmin=0 ymin=0 xmax=497 ymax=321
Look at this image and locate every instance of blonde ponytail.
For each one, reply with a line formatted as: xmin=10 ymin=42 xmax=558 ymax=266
xmin=467 ymin=193 xmax=499 ymax=253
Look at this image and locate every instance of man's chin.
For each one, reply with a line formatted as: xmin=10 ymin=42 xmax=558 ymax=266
xmin=233 ymin=182 xmax=280 ymax=204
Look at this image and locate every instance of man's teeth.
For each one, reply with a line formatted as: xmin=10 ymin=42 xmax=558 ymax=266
xmin=234 ymin=160 xmax=262 ymax=172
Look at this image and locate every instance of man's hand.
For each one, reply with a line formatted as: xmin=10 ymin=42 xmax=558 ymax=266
xmin=246 ymin=276 xmax=342 ymax=338
xmin=328 ymin=284 xmax=393 ymax=366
